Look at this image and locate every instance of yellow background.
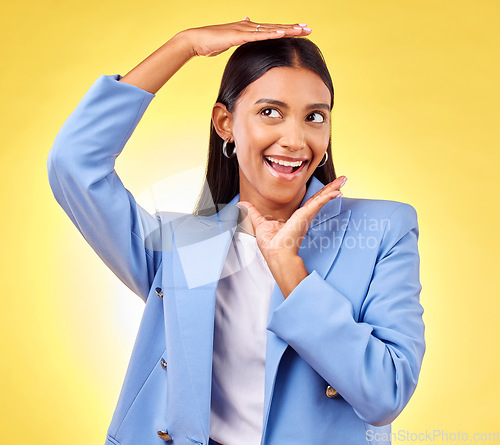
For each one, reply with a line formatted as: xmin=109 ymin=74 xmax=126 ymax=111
xmin=1 ymin=0 xmax=499 ymax=443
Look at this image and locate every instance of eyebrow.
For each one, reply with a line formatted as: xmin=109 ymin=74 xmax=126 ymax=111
xmin=254 ymin=98 xmax=330 ymax=111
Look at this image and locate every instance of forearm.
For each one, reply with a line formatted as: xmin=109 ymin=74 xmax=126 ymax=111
xmin=268 ymin=254 xmax=309 ymax=299
xmin=119 ymin=30 xmax=196 ymax=94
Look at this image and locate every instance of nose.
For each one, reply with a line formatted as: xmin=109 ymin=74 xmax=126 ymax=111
xmin=278 ymin=118 xmax=306 ymax=151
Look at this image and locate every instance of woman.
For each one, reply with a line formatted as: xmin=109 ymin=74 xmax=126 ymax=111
xmin=47 ymin=18 xmax=425 ymax=445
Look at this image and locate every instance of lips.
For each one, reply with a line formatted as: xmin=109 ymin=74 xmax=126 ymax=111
xmin=265 ymin=154 xmax=308 ymax=162
xmin=263 ymin=155 xmax=308 ymax=181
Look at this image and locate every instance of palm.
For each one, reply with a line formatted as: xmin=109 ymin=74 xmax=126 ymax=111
xmin=255 ymin=218 xmax=285 ymax=247
xmin=253 ymin=213 xmax=307 ymax=255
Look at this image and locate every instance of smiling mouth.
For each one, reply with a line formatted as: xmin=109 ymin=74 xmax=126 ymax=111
xmin=263 ymin=155 xmax=308 ymax=180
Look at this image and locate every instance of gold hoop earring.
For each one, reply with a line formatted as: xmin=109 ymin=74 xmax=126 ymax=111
xmin=317 ymin=151 xmax=328 ymax=168
xmin=222 ymin=138 xmax=236 ymax=159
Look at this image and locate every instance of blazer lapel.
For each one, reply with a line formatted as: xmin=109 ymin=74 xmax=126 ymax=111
xmin=172 ymin=194 xmax=240 ymax=438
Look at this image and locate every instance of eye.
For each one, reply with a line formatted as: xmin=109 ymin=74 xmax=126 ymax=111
xmin=260 ymin=107 xmax=281 ymax=118
xmin=307 ymin=112 xmax=326 ymax=123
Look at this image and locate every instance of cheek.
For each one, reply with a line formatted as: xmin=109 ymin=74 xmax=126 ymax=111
xmin=312 ymin=131 xmax=330 ymax=156
xmin=235 ymin=125 xmax=278 ymax=158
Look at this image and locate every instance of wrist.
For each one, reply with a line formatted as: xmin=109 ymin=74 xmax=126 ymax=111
xmin=272 ymin=254 xmax=306 ymax=273
xmin=267 ymin=254 xmax=309 ymax=299
xmin=267 ymin=250 xmax=302 ymax=265
xmin=173 ymin=29 xmax=198 ymax=59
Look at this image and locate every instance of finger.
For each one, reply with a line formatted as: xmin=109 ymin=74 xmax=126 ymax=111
xmin=242 ymin=21 xmax=311 ymax=35
xmin=337 ymin=175 xmax=348 ymax=188
xmin=299 ymin=189 xmax=343 ymax=226
xmin=310 ymin=186 xmax=343 ymax=206
xmin=264 ymin=27 xmax=311 ymax=36
xmin=250 ymin=21 xmax=308 ymax=28
xmin=301 ymin=194 xmax=342 ymax=234
xmin=248 ymin=29 xmax=306 ymax=41
xmin=327 ymin=175 xmax=347 ymax=189
xmin=252 ymin=25 xmax=309 ymax=35
xmin=252 ymin=30 xmax=286 ymax=38
xmin=323 ymin=175 xmax=348 ymax=193
xmin=305 ymin=176 xmax=347 ymax=204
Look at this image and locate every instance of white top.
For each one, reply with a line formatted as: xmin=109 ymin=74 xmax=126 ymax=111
xmin=210 ymin=230 xmax=276 ymax=445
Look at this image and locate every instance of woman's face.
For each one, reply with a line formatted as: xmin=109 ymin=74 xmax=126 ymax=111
xmin=229 ymin=66 xmax=332 ymax=211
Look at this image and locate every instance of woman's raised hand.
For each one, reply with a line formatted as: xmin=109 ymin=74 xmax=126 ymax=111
xmin=119 ymin=18 xmax=310 ymax=94
xmin=181 ymin=17 xmax=312 ymax=58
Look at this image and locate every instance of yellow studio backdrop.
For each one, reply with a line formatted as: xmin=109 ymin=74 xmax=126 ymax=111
xmin=1 ymin=1 xmax=498 ymax=443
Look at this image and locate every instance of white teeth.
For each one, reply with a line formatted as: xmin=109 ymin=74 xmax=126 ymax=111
xmin=265 ymin=156 xmax=304 ymax=167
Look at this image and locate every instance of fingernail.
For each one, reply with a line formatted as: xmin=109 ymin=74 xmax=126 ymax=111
xmin=276 ymin=30 xmax=285 ymax=34
xmin=243 ymin=16 xmax=249 ymax=20
xmin=294 ymin=26 xmax=303 ymax=30
xmin=303 ymin=27 xmax=312 ymax=32
xmin=299 ymin=23 xmax=307 ymax=26
xmin=341 ymin=176 xmax=348 ymax=186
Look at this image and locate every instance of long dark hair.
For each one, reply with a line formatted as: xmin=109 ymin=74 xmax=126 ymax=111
xmin=193 ymin=37 xmax=336 ymax=216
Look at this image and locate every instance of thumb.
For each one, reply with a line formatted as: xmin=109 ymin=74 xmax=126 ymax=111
xmin=236 ymin=201 xmax=256 ymax=226
xmin=237 ymin=201 xmax=266 ymax=228
xmin=236 ymin=202 xmax=250 ymax=220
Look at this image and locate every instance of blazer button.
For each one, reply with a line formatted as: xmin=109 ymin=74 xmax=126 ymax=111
xmin=326 ymin=385 xmax=339 ymax=398
xmin=157 ymin=430 xmax=173 ymax=442
xmin=155 ymin=287 xmax=163 ymax=298
xmin=160 ymin=358 xmax=167 ymax=370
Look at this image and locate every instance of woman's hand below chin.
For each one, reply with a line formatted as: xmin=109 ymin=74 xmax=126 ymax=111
xmin=237 ymin=175 xmax=346 ymax=297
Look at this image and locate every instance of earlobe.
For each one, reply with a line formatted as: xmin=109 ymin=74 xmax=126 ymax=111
xmin=212 ymin=103 xmax=234 ymax=141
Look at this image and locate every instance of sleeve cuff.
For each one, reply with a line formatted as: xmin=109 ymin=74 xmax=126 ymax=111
xmin=97 ymin=73 xmax=156 ymax=99
xmin=267 ymin=269 xmax=360 ymax=345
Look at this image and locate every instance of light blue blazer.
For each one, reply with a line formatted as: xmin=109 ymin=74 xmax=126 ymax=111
xmin=47 ymin=74 xmax=425 ymax=445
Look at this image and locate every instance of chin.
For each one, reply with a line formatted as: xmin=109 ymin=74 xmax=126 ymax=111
xmin=264 ymin=183 xmax=307 ymax=204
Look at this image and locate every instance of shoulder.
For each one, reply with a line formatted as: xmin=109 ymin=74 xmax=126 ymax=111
xmin=339 ymin=197 xmax=419 ymax=249
xmin=341 ymin=196 xmax=417 ymax=218
xmin=341 ymin=196 xmax=418 ymax=226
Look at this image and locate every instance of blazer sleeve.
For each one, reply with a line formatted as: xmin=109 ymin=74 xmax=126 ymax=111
xmin=47 ymin=74 xmax=161 ymax=303
xmin=267 ymin=202 xmax=425 ymax=427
